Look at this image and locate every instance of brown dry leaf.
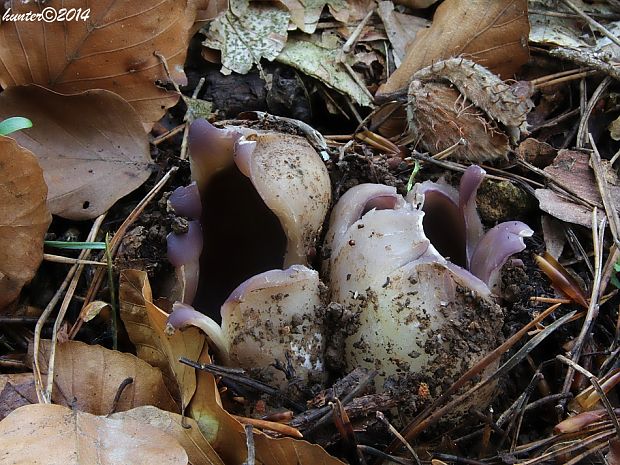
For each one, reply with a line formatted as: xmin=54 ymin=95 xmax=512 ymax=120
xmin=0 ymin=0 xmax=202 ymax=126
xmin=0 ymin=136 xmax=51 ymax=311
xmin=378 ymin=0 xmax=529 ymax=95
xmin=0 ymin=404 xmax=188 ymax=465
xmin=189 ymin=350 xmax=346 ymax=465
xmin=0 ymin=373 xmax=38 ymax=420
xmin=113 ymin=406 xmax=224 ymax=465
xmin=119 ymin=269 xmax=204 ymax=412
xmin=277 ymin=0 xmax=349 ymax=34
xmin=35 ymin=339 xmax=177 ymax=415
xmin=0 ymin=85 xmax=153 ymax=220
xmin=535 ymin=149 xmax=620 ymax=227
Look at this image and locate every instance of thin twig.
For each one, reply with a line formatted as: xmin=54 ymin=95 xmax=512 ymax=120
xmin=43 ymin=254 xmax=107 ymax=266
xmin=561 ymin=0 xmax=620 ymax=48
xmin=376 ymin=412 xmax=421 ymax=465
xmin=74 ymin=167 xmax=178 ymax=337
xmin=243 ymin=424 xmax=255 ymax=465
xmin=34 ymin=214 xmax=106 ymax=403
xmin=577 ymin=78 xmax=612 ymax=148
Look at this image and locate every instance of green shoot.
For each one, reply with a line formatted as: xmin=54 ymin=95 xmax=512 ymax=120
xmin=0 ymin=117 xmax=33 ymax=136
xmin=44 ymin=241 xmax=107 ymax=250
xmin=406 ymin=160 xmax=421 ymax=193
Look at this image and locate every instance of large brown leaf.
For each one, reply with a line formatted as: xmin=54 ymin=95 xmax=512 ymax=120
xmin=0 ymin=404 xmax=188 ymax=465
xmin=119 ymin=269 xmax=204 ymax=412
xmin=35 ymin=340 xmax=177 ymax=415
xmin=0 ymin=85 xmax=153 ymax=220
xmin=0 ymin=136 xmax=51 ymax=311
xmin=378 ymin=0 xmax=529 ymax=94
xmin=0 ymin=0 xmax=198 ymax=126
xmin=113 ymin=406 xmax=224 ymax=465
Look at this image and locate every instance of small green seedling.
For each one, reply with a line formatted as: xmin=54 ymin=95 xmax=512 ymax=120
xmin=406 ymin=160 xmax=421 ymax=193
xmin=44 ymin=241 xmax=107 ymax=250
xmin=0 ymin=117 xmax=33 ymax=136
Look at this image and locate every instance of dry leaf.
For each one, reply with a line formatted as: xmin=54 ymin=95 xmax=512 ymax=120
xmin=202 ymin=0 xmax=290 ymax=75
xmin=277 ymin=0 xmax=348 ymax=33
xmin=0 ymin=404 xmax=188 ymax=465
xmin=377 ymin=2 xmax=430 ymax=64
xmin=394 ymin=0 xmax=439 ymax=7
xmin=0 ymin=373 xmax=38 ymax=420
xmin=0 ymin=85 xmax=153 ymax=220
xmin=119 ymin=269 xmax=205 ymax=412
xmin=0 ymin=0 xmax=200 ymax=126
xmin=189 ymin=350 xmax=346 ymax=465
xmin=378 ymin=0 xmax=529 ymax=95
xmin=0 ymin=136 xmax=51 ymax=311
xmin=534 ymin=150 xmax=620 ymax=227
xmin=112 ymin=406 xmax=224 ymax=465
xmin=35 ymin=340 xmax=177 ymax=415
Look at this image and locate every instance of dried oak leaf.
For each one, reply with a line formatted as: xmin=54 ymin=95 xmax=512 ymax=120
xmin=119 ymin=269 xmax=204 ymax=412
xmin=378 ymin=0 xmax=529 ymax=95
xmin=0 ymin=0 xmax=199 ymax=126
xmin=0 ymin=136 xmax=51 ymax=311
xmin=34 ymin=340 xmax=177 ymax=415
xmin=0 ymin=404 xmax=188 ymax=465
xmin=112 ymin=406 xmax=224 ymax=465
xmin=0 ymin=85 xmax=153 ymax=220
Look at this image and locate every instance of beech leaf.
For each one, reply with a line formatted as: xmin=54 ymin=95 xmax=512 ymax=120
xmin=0 ymin=136 xmax=51 ymax=311
xmin=34 ymin=340 xmax=178 ymax=415
xmin=0 ymin=0 xmax=200 ymax=126
xmin=0 ymin=85 xmax=153 ymax=220
xmin=0 ymin=404 xmax=188 ymax=465
xmin=378 ymin=0 xmax=529 ymax=95
xmin=119 ymin=269 xmax=205 ymax=412
xmin=112 ymin=406 xmax=224 ymax=465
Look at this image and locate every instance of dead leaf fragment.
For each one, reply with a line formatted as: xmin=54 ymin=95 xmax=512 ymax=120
xmin=35 ymin=340 xmax=177 ymax=415
xmin=202 ymin=0 xmax=290 ymax=74
xmin=379 ymin=0 xmax=530 ymax=95
xmin=0 ymin=404 xmax=188 ymax=465
xmin=119 ymin=269 xmax=205 ymax=412
xmin=113 ymin=406 xmax=224 ymax=465
xmin=0 ymin=0 xmax=199 ymax=126
xmin=0 ymin=373 xmax=39 ymax=420
xmin=0 ymin=136 xmax=51 ymax=311
xmin=0 ymin=86 xmax=153 ymax=220
xmin=377 ymin=2 xmax=430 ymax=64
xmin=277 ymin=0 xmax=349 ymax=33
xmin=534 ymin=149 xmax=620 ymax=227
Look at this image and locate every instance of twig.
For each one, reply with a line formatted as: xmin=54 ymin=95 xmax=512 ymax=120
xmin=561 ymin=0 xmax=620 ymax=48
xmin=104 ymin=234 xmax=117 ymax=350
xmin=549 ymin=47 xmax=620 ymax=82
xmin=34 ymin=214 xmax=106 ymax=403
xmin=43 ymin=254 xmax=107 ymax=266
xmin=243 ymin=424 xmax=255 ymax=465
xmin=577 ymin=78 xmax=612 ymax=148
xmin=357 ymin=445 xmax=412 ymax=465
xmin=74 ymin=166 xmax=178 ymax=337
xmin=107 ymin=377 xmax=134 ymax=416
xmin=152 ymin=123 xmax=186 ymax=145
xmin=557 ymin=208 xmax=606 ymax=416
xmin=557 ymin=354 xmax=620 ymax=440
xmin=232 ymin=415 xmax=303 ymax=439
xmin=376 ymin=411 xmax=421 ymax=465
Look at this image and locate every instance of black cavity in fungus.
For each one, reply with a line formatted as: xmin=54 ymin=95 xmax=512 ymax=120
xmin=193 ymin=164 xmax=287 ymax=320
xmin=421 ymin=191 xmax=466 ymax=267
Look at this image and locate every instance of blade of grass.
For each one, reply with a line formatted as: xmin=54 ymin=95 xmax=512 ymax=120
xmin=45 ymin=241 xmax=107 ymax=250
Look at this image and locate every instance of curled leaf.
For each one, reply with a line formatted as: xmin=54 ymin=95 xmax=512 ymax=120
xmin=0 ymin=136 xmax=51 ymax=311
xmin=535 ymin=252 xmax=588 ymax=308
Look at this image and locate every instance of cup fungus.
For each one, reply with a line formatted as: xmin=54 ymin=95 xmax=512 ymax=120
xmin=166 ymin=119 xmax=533 ymax=411
xmin=166 ymin=119 xmax=331 ymax=387
xmin=324 ymin=166 xmax=533 ymax=393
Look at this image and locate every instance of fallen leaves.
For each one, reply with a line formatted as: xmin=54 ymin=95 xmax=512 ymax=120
xmin=36 ymin=340 xmax=178 ymax=415
xmin=0 ymin=0 xmax=201 ymax=126
xmin=0 ymin=136 xmax=51 ymax=311
xmin=379 ymin=0 xmax=530 ymax=95
xmin=0 ymin=85 xmax=153 ymax=220
xmin=0 ymin=404 xmax=189 ymax=465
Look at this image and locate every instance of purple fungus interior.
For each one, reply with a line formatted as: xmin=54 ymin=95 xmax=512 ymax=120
xmin=190 ymin=135 xmax=287 ymax=320
xmin=421 ymin=191 xmax=467 ymax=267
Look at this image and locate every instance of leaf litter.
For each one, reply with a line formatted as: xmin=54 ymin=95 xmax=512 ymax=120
xmin=2 ymin=0 xmax=620 ymax=464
